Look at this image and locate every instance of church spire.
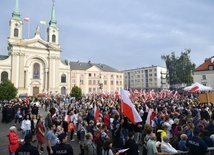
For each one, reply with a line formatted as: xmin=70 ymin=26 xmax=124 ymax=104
xmin=49 ymin=0 xmax=57 ymax=28
xmin=12 ymin=0 xmax=21 ymax=20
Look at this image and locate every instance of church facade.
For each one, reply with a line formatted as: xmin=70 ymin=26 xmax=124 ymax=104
xmin=0 ymin=0 xmax=71 ymax=96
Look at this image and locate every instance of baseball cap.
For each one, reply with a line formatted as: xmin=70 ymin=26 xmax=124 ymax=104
xmin=25 ymin=133 xmax=33 ymax=140
xmin=58 ymin=133 xmax=67 ymax=142
xmin=193 ymin=128 xmax=201 ymax=135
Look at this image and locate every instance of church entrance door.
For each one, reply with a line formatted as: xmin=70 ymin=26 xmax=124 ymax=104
xmin=33 ymin=86 xmax=39 ymax=96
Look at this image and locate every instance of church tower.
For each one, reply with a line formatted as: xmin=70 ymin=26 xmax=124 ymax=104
xmin=9 ymin=0 xmax=23 ymax=39
xmin=47 ymin=1 xmax=59 ymax=45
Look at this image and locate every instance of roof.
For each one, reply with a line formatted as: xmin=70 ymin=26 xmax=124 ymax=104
xmin=195 ymin=56 xmax=214 ymax=71
xmin=70 ymin=61 xmax=119 ymax=72
xmin=0 ymin=55 xmax=9 ymax=60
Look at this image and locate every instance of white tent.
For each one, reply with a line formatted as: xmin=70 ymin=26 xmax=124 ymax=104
xmin=183 ymin=82 xmax=212 ymax=91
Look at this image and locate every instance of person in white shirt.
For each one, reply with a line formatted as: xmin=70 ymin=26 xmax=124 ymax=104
xmin=21 ymin=114 xmax=31 ymax=139
xmin=161 ymin=136 xmax=181 ymax=155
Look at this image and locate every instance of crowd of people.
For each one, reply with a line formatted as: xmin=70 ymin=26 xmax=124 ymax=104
xmin=3 ymin=90 xmax=214 ymax=155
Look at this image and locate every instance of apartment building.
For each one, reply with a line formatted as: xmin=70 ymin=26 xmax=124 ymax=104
xmin=70 ymin=61 xmax=124 ymax=94
xmin=123 ymin=66 xmax=168 ymax=90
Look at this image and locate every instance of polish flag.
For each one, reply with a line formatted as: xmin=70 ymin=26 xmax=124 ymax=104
xmin=190 ymin=86 xmax=199 ymax=92
xmin=159 ymin=91 xmax=163 ymax=99
xmin=163 ymin=91 xmax=167 ymax=98
xmin=115 ymin=91 xmax=120 ymax=98
xmin=24 ymin=17 xmax=30 ymax=22
xmin=102 ymin=92 xmax=107 ymax=98
xmin=145 ymin=104 xmax=150 ymax=112
xmin=120 ymin=89 xmax=142 ymax=124
xmin=143 ymin=90 xmax=147 ymax=100
xmin=94 ymin=104 xmax=100 ymax=121
xmin=173 ymin=91 xmax=179 ymax=98
xmin=146 ymin=109 xmax=157 ymax=125
xmin=149 ymin=90 xmax=154 ymax=100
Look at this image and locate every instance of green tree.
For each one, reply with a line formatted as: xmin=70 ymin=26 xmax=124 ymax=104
xmin=161 ymin=49 xmax=195 ymax=86
xmin=70 ymin=85 xmax=82 ymax=100
xmin=0 ymin=79 xmax=18 ymax=101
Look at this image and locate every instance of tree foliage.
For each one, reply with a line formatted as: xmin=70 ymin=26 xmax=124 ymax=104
xmin=161 ymin=49 xmax=195 ymax=86
xmin=70 ymin=85 xmax=82 ymax=100
xmin=0 ymin=79 xmax=18 ymax=101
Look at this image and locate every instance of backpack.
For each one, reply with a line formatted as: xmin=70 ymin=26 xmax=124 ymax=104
xmin=94 ymin=130 xmax=102 ymax=145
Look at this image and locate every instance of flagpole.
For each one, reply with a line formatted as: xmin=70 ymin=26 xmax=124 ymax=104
xmin=45 ymin=24 xmax=46 ymax=40
xmin=28 ymin=20 xmax=30 ymax=38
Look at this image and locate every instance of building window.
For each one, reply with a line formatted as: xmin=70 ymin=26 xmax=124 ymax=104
xmin=202 ymin=75 xmax=206 ymax=80
xmin=93 ymin=80 xmax=96 ymax=84
xmin=33 ymin=63 xmax=40 ymax=79
xmin=89 ymin=73 xmax=92 ymax=77
xmin=104 ymin=80 xmax=107 ymax=85
xmin=89 ymin=88 xmax=92 ymax=92
xmin=52 ymin=35 xmax=56 ymax=43
xmin=208 ymin=66 xmax=213 ymax=70
xmin=89 ymin=80 xmax=92 ymax=85
xmin=111 ymin=75 xmax=113 ymax=78
xmin=149 ymin=69 xmax=152 ymax=72
xmin=71 ymin=73 xmax=76 ymax=77
xmin=61 ymin=74 xmax=66 ymax=83
xmin=120 ymin=81 xmax=122 ymax=85
xmin=80 ymin=79 xmax=84 ymax=84
xmin=71 ymin=79 xmax=75 ymax=84
xmin=149 ymin=74 xmax=152 ymax=77
xmin=93 ymin=88 xmax=96 ymax=92
xmin=116 ymin=81 xmax=118 ymax=85
xmin=14 ymin=28 xmax=19 ymax=37
xmin=1 ymin=71 xmax=8 ymax=81
xmin=111 ymin=81 xmax=114 ymax=85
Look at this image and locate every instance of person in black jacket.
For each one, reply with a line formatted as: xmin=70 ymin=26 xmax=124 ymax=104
xmin=125 ymin=132 xmax=139 ymax=155
xmin=32 ymin=104 xmax=39 ymax=119
xmin=200 ymin=106 xmax=210 ymax=121
xmin=15 ymin=133 xmax=39 ymax=155
xmin=53 ymin=133 xmax=74 ymax=155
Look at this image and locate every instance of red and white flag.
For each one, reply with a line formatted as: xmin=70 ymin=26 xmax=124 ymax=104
xmin=94 ymin=104 xmax=100 ymax=121
xmin=146 ymin=109 xmax=157 ymax=125
xmin=143 ymin=90 xmax=147 ymax=100
xmin=114 ymin=91 xmax=120 ymax=98
xmin=24 ymin=17 xmax=30 ymax=22
xmin=173 ymin=91 xmax=179 ymax=98
xmin=120 ymin=89 xmax=142 ymax=124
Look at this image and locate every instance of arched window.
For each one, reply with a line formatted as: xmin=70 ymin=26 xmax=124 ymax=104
xmin=61 ymin=74 xmax=66 ymax=83
xmin=52 ymin=34 xmax=56 ymax=43
xmin=14 ymin=28 xmax=19 ymax=37
xmin=33 ymin=63 xmax=40 ymax=79
xmin=1 ymin=71 xmax=8 ymax=81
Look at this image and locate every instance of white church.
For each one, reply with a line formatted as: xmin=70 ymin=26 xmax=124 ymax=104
xmin=0 ymin=0 xmax=71 ymax=96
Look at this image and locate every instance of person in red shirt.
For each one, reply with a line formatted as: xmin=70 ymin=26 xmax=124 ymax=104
xmin=103 ymin=111 xmax=110 ymax=127
xmin=7 ymin=126 xmax=20 ymax=155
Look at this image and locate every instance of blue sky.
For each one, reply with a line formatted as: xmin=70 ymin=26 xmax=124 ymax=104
xmin=1 ymin=0 xmax=214 ymax=70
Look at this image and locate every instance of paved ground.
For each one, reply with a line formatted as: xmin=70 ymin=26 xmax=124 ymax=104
xmin=0 ymin=106 xmax=80 ymax=155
